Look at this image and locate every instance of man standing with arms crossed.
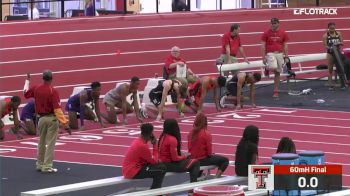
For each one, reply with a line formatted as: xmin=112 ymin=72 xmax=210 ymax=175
xmin=24 ymin=71 xmax=70 ymax=173
xmin=261 ymin=18 xmax=289 ymax=98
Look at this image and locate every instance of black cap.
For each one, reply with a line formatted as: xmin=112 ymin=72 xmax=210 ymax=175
xmin=43 ymin=70 xmax=53 ymax=81
xmin=271 ymin=17 xmax=279 ymax=23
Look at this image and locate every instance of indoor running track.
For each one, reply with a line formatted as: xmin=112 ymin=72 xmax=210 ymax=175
xmin=0 ymin=106 xmax=349 ymax=187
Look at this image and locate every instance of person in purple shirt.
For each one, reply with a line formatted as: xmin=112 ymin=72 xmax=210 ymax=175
xmin=20 ymin=99 xmax=37 ymax=135
xmin=65 ymin=82 xmax=105 ymax=130
xmin=85 ymin=0 xmax=95 ymax=16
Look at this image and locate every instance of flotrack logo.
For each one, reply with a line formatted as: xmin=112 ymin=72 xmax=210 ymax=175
xmin=294 ymin=8 xmax=337 ymax=15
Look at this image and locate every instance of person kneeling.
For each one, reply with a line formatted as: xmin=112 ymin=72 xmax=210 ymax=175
xmin=221 ymin=72 xmax=261 ymax=110
xmin=66 ymin=82 xmax=105 ymax=130
xmin=148 ymin=79 xmax=188 ymax=121
xmin=188 ymin=76 xmax=227 ymax=113
xmin=20 ymin=99 xmax=37 ymax=135
xmin=122 ymin=123 xmax=166 ymax=189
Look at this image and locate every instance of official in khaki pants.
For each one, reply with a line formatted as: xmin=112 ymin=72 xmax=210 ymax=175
xmin=24 ymin=70 xmax=70 ymax=173
xmin=37 ymin=114 xmax=60 ymax=172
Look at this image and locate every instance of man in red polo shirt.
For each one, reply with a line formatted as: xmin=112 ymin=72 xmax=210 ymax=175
xmin=261 ymin=18 xmax=289 ymax=98
xmin=219 ymin=23 xmax=249 ymax=76
xmin=24 ymin=71 xmax=70 ymax=173
xmin=164 ymin=46 xmax=197 ymax=84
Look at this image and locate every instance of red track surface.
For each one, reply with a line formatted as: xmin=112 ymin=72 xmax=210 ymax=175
xmin=1 ymin=106 xmax=350 ymax=186
xmin=1 ymin=7 xmax=350 ymax=188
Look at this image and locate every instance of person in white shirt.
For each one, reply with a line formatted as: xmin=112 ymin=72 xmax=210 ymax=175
xmin=28 ymin=5 xmax=39 ymax=20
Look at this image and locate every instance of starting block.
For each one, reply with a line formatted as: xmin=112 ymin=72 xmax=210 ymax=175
xmin=69 ymin=86 xmax=95 ymax=118
xmin=0 ymin=96 xmax=20 ymax=126
xmin=71 ymin=86 xmax=90 ymax=97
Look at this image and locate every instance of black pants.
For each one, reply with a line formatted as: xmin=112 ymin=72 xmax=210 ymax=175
xmin=198 ymin=154 xmax=229 ymax=177
xmin=163 ymin=158 xmax=200 ymax=183
xmin=133 ymin=164 xmax=166 ymax=189
xmin=341 ymin=54 xmax=350 ymax=79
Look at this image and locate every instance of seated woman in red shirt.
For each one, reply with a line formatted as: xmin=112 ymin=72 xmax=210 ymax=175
xmin=122 ymin=123 xmax=166 ymax=189
xmin=158 ymin=119 xmax=200 ymax=183
xmin=188 ymin=113 xmax=229 ymax=178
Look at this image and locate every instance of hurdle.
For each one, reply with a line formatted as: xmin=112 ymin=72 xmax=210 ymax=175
xmin=217 ymin=53 xmax=327 ymax=74
xmin=20 ymin=162 xmax=235 ymax=196
xmin=217 ymin=53 xmax=330 ymax=96
xmin=70 ymin=86 xmax=90 ymax=97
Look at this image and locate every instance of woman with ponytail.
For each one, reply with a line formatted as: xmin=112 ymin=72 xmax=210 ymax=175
xmin=188 ymin=113 xmax=229 ymax=178
xmin=158 ymin=119 xmax=200 ymax=183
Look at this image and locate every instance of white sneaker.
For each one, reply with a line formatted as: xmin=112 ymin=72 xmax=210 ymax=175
xmin=41 ymin=168 xmax=58 ymax=173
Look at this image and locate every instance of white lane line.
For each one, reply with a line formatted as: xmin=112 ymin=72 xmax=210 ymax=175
xmin=1 ymin=15 xmax=349 ymax=36
xmin=0 ymin=144 xmax=123 ymax=157
xmin=19 ymin=137 xmax=350 ymax=157
xmin=2 ymin=28 xmax=350 ymax=51
xmin=2 ymin=38 xmax=348 ymax=65
xmin=0 ymin=34 xmax=217 ymax=51
xmin=260 ymin=106 xmax=350 ymax=115
xmin=63 ymin=123 xmax=350 ymax=147
xmin=189 ymin=122 xmax=350 ymax=138
xmin=4 ymin=131 xmax=350 ymax=158
xmin=0 ymin=155 xmax=119 ymax=167
xmin=0 ymin=45 xmax=220 ymax=62
xmin=207 ymin=116 xmax=350 ymax=129
xmin=235 ymin=111 xmax=350 ymax=121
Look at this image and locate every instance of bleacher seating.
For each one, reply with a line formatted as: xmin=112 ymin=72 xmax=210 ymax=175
xmin=20 ymin=161 xmax=235 ymax=196
xmin=114 ymin=176 xmax=248 ymax=196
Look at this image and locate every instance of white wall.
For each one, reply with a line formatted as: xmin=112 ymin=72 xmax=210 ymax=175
xmin=222 ymin=0 xmax=238 ymax=9
xmin=191 ymin=0 xmax=219 ymax=11
xmin=158 ymin=0 xmax=172 ymax=13
xmin=140 ymin=0 xmax=157 ymax=13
